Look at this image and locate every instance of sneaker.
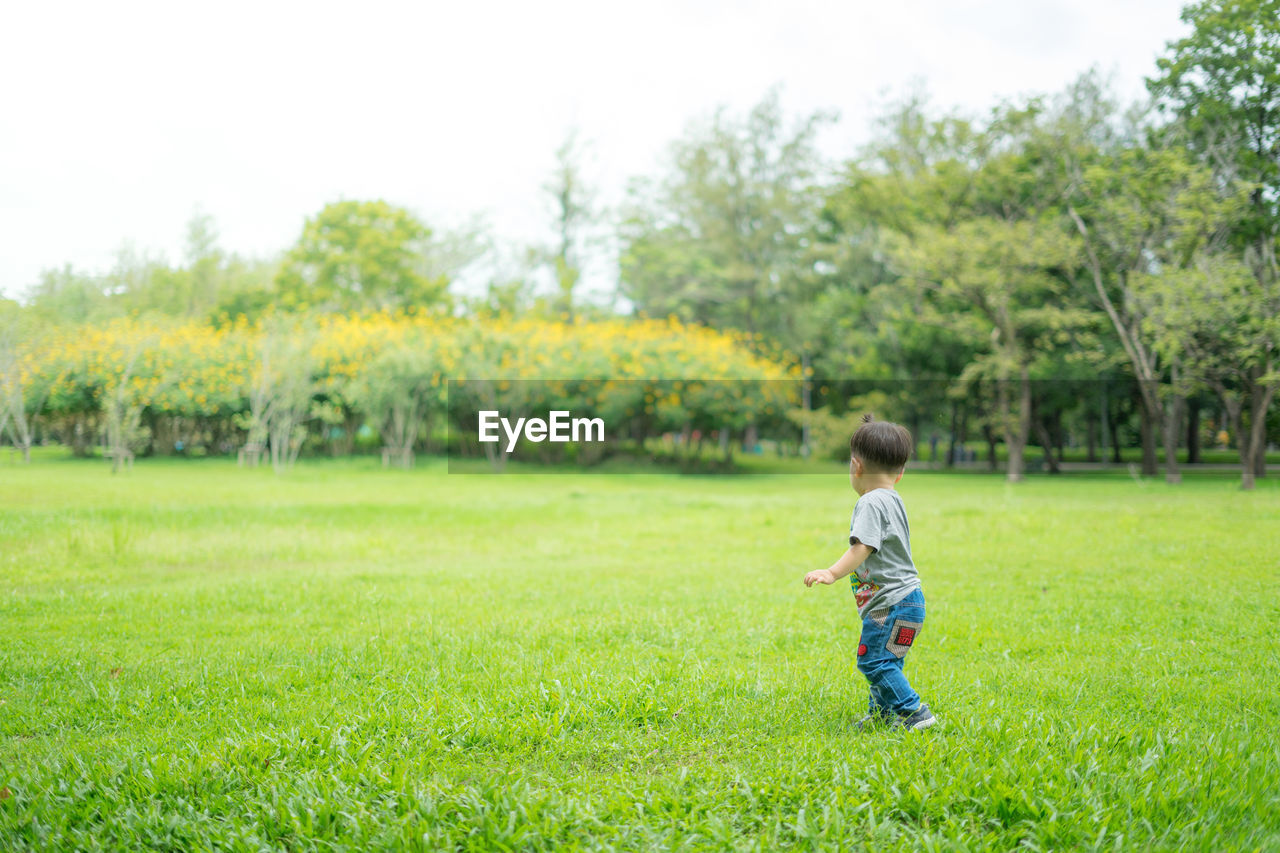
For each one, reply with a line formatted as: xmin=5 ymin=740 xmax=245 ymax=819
xmin=854 ymin=709 xmax=891 ymax=730
xmin=891 ymin=703 xmax=936 ymax=731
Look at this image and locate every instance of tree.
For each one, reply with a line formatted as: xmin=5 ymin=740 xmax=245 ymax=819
xmin=821 ymin=95 xmax=993 ymax=455
xmin=349 ymin=339 xmax=442 ymax=469
xmin=1137 ymin=252 xmax=1280 ymax=489
xmin=276 ymin=201 xmax=448 ymax=312
xmin=113 ymin=214 xmax=227 ymax=318
xmin=415 ymin=215 xmax=490 ymax=293
xmin=542 ymin=130 xmax=597 ymax=320
xmin=1149 ymin=0 xmax=1280 ymax=481
xmin=893 ymin=217 xmax=1087 ymax=482
xmin=836 ymin=98 xmax=1097 ymax=481
xmin=25 ymin=265 xmax=110 ymax=325
xmin=0 ymin=300 xmax=41 ymax=461
xmin=209 ymin=255 xmax=282 ymax=325
xmin=102 ymin=341 xmax=151 ymax=474
xmin=1151 ymin=0 xmax=1280 ymax=253
xmin=107 ymin=244 xmax=182 ymax=317
xmin=1066 ymin=121 xmax=1246 ymax=482
xmin=617 ymin=89 xmax=833 ymax=451
xmin=183 ymin=210 xmax=224 ymax=317
xmin=239 ymin=320 xmax=316 ymax=473
xmin=618 ymin=88 xmax=834 ymax=342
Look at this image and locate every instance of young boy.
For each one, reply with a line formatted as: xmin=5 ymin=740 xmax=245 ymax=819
xmin=803 ymin=414 xmax=935 ymax=731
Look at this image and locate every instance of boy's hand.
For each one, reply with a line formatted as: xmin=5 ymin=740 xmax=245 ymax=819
xmin=804 ymin=569 xmax=836 ymax=587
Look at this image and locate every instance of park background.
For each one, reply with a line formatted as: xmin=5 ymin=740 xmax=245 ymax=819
xmin=4 ymin=0 xmax=1280 ymax=850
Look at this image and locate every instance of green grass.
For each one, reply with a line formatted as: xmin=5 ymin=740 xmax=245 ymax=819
xmin=2 ymin=456 xmax=1278 ymax=851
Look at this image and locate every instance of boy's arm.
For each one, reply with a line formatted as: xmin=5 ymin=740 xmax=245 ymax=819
xmin=804 ymin=543 xmax=874 ymax=587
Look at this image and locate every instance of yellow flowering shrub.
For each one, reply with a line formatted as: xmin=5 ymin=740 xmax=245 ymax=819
xmin=22 ymin=311 xmax=800 ymax=448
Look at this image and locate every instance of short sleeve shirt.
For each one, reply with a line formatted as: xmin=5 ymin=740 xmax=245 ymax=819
xmin=848 ymin=488 xmax=920 ymax=616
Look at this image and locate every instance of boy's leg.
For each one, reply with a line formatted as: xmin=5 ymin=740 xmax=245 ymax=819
xmin=856 ymin=613 xmax=892 ymax=727
xmin=856 ymin=590 xmax=926 ymax=716
xmin=857 ymin=616 xmax=897 ymax=724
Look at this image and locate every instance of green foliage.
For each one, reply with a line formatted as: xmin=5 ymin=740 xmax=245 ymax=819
xmin=787 ymin=397 xmax=886 ymax=461
xmin=24 ymin=264 xmax=113 ymax=326
xmin=347 ymin=335 xmax=444 ymax=466
xmin=275 ymin=200 xmax=448 ymax=313
xmin=17 ymin=313 xmax=796 ymax=466
xmin=833 ymin=96 xmax=1105 ymax=479
xmin=619 ymin=88 xmax=834 ymax=347
xmin=1149 ymin=0 xmax=1280 ymax=246
xmin=23 ymin=213 xmax=282 ymax=328
xmin=542 ymin=129 xmax=596 ymax=319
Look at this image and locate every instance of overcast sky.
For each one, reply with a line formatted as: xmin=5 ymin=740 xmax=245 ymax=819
xmin=0 ymin=0 xmax=1192 ymax=300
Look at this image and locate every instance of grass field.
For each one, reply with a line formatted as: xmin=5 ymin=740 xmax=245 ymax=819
xmin=2 ymin=455 xmax=1279 ymax=851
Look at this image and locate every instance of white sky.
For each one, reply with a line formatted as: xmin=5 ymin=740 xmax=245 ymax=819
xmin=0 ymin=0 xmax=1191 ymax=301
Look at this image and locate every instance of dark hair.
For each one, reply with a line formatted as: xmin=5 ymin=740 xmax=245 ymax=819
xmin=849 ymin=413 xmax=912 ymax=472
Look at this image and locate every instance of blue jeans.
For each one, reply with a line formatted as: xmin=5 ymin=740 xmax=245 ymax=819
xmin=856 ymin=588 xmax=925 ymax=716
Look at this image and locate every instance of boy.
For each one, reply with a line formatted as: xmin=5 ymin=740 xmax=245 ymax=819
xmin=803 ymin=414 xmax=935 ymax=731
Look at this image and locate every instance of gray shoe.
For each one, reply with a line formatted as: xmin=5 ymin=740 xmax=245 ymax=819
xmin=854 ymin=708 xmax=891 ymax=730
xmin=891 ymin=703 xmax=936 ymax=731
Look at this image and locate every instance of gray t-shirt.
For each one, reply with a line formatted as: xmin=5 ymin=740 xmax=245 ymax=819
xmin=847 ymin=487 xmax=920 ymax=617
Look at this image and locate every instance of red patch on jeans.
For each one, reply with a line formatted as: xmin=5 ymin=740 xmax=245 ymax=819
xmin=857 ymin=643 xmax=867 ymax=656
xmin=894 ymin=626 xmax=916 ymax=647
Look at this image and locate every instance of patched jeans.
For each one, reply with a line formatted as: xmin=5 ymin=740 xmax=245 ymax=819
xmin=856 ymin=588 xmax=925 ymax=716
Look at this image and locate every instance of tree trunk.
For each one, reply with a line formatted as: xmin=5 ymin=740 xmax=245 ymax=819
xmin=800 ymin=352 xmax=812 ymax=453
xmin=1100 ymin=382 xmax=1114 ymax=464
xmin=333 ymin=410 xmax=360 ymax=457
xmin=1136 ymin=387 xmax=1159 ymax=476
xmin=1003 ymin=367 xmax=1031 ymax=483
xmin=1030 ymin=390 xmax=1059 ymax=474
xmin=946 ymin=401 xmax=959 ymax=468
xmin=152 ymin=416 xmax=174 ymax=456
xmin=1186 ymin=398 xmax=1201 ymax=464
xmin=1244 ymin=379 xmax=1275 ymax=489
xmin=1251 ymin=379 xmax=1268 ymax=480
xmin=983 ymin=423 xmax=998 ymax=472
xmin=1162 ymin=391 xmax=1184 ymax=485
xmin=1033 ymin=414 xmax=1060 ymax=474
xmin=71 ymin=414 xmax=92 ymax=457
xmin=1240 ymin=428 xmax=1255 ymax=491
xmin=141 ymin=410 xmax=157 ymax=457
xmin=631 ymin=418 xmax=648 ymax=458
xmin=1220 ymin=393 xmax=1244 ymax=477
xmin=483 ymin=434 xmax=507 ymax=471
xmin=1086 ymin=417 xmax=1098 ymax=463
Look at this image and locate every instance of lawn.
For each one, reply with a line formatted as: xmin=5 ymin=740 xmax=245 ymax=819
xmin=2 ymin=455 xmax=1278 ymax=850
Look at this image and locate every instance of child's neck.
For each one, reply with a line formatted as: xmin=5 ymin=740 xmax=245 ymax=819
xmin=856 ymin=477 xmax=898 ymax=496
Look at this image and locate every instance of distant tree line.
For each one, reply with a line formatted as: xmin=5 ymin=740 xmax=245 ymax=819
xmin=4 ymin=312 xmax=793 ymax=472
xmin=1 ymin=0 xmax=1276 ymax=486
